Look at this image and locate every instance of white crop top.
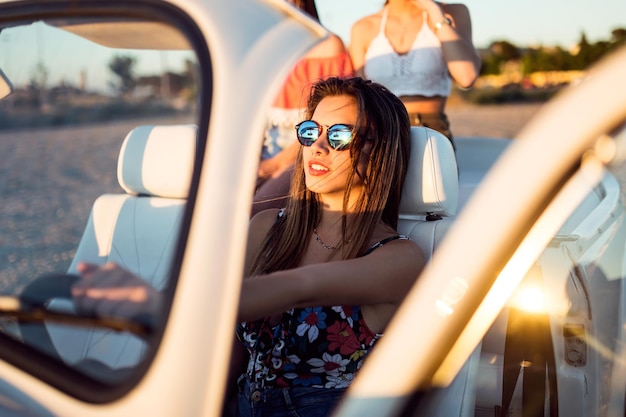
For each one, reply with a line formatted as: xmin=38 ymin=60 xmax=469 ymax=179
xmin=363 ymin=9 xmax=451 ymax=97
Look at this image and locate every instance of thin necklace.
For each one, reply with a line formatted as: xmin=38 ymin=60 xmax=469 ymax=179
xmin=313 ymin=228 xmax=340 ymax=250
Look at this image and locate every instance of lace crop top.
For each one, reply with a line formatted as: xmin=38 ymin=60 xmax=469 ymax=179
xmin=363 ymin=8 xmax=451 ymax=98
xmin=237 ymin=232 xmax=409 ymax=389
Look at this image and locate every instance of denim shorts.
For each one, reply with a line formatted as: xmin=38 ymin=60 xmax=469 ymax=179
xmin=237 ymin=375 xmax=346 ymax=417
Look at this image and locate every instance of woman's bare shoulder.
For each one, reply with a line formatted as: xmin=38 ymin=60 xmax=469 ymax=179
xmin=306 ymin=33 xmax=348 ymax=58
xmin=365 ymin=236 xmax=425 ymax=282
xmin=364 ymin=224 xmax=424 ymax=262
xmin=351 ymin=11 xmax=383 ymax=33
xmin=350 ymin=11 xmax=383 ymax=51
xmin=324 ymin=33 xmax=348 ymax=52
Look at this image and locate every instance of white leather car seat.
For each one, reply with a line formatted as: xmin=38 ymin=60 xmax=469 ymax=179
xmin=399 ymin=126 xmax=458 ymax=257
xmin=45 ymin=124 xmax=197 ymax=370
xmin=397 ymin=127 xmax=479 ymax=417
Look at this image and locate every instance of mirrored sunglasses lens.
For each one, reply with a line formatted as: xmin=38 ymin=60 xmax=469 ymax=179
xmin=328 ymin=125 xmax=353 ymax=150
xmin=296 ymin=121 xmax=320 ymax=146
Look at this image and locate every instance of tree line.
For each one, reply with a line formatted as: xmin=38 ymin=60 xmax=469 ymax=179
xmin=481 ymin=28 xmax=626 ymax=76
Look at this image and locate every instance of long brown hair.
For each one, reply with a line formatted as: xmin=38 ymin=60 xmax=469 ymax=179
xmin=251 ymin=77 xmax=410 ymax=274
xmin=292 ymin=0 xmax=319 ymax=21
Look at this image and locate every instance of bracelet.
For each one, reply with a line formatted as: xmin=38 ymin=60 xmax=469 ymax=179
xmin=434 ymin=17 xmax=452 ymax=32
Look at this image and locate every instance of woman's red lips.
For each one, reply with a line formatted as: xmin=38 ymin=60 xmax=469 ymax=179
xmin=308 ymin=160 xmax=330 ymax=176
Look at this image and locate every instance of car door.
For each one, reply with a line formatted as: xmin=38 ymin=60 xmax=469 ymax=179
xmin=0 ymin=0 xmax=323 ymax=416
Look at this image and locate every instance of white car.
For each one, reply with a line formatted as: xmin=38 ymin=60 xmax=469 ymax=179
xmin=0 ymin=0 xmax=625 ymax=416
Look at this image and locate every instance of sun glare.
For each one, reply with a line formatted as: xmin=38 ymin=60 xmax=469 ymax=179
xmin=509 ymin=284 xmax=546 ymax=314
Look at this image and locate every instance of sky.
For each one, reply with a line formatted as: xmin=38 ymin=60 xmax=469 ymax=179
xmin=0 ymin=22 xmax=195 ymax=93
xmin=316 ymin=0 xmax=626 ymax=49
xmin=2 ymin=1 xmax=625 ymax=91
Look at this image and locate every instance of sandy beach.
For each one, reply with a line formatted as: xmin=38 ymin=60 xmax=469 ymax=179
xmin=447 ymin=101 xmax=544 ymax=139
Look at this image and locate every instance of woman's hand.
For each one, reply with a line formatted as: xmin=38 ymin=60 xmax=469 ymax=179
xmin=416 ymin=0 xmax=481 ymax=88
xmin=414 ymin=0 xmax=446 ymax=22
xmin=72 ymin=262 xmax=162 ymax=320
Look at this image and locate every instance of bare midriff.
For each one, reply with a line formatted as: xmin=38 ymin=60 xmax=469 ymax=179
xmin=399 ymin=94 xmax=447 ymax=115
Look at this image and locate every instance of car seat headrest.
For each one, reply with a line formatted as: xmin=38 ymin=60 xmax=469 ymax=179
xmin=399 ymin=126 xmax=458 ymax=219
xmin=117 ymin=124 xmax=197 ymax=199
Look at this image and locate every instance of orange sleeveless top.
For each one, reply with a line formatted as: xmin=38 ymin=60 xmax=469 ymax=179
xmin=272 ymin=50 xmax=354 ymax=111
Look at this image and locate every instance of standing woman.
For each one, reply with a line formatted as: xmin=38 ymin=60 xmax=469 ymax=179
xmin=350 ymin=0 xmax=481 ymax=148
xmin=233 ymin=77 xmax=424 ymax=416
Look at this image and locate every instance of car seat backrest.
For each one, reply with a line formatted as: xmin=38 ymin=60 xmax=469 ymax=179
xmin=47 ymin=124 xmax=197 ymax=370
xmin=67 ymin=124 xmax=197 ymax=280
xmin=117 ymin=124 xmax=196 ymax=199
xmin=397 ymin=127 xmax=480 ymax=417
xmin=398 ymin=126 xmax=458 ymax=261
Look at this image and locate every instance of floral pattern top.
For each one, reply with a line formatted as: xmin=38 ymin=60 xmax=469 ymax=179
xmin=237 ymin=235 xmax=408 ymax=389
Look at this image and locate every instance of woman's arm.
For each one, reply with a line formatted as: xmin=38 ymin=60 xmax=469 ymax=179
xmin=257 ymin=141 xmax=299 ymax=180
xmin=238 ymin=238 xmax=424 ymax=322
xmin=421 ymin=1 xmax=481 ymax=88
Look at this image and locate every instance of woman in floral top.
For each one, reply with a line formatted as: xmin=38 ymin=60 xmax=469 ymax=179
xmin=231 ymin=76 xmax=424 ymax=417
xmin=70 ymin=76 xmax=424 ymax=417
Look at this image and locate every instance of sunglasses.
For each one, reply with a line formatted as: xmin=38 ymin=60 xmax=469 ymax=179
xmin=295 ymin=120 xmax=355 ymax=150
